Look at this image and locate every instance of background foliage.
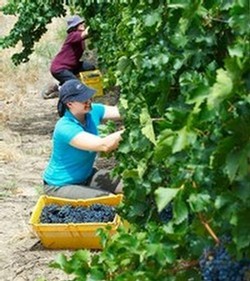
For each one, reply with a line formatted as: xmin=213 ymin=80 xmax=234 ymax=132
xmin=1 ymin=0 xmax=250 ymax=280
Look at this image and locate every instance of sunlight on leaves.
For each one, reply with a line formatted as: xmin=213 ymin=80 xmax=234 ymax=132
xmin=140 ymin=107 xmax=156 ymax=145
xmin=172 ymin=126 xmax=197 ymax=153
xmin=155 ymin=187 xmax=180 ymax=212
xmin=207 ymin=68 xmax=233 ymax=109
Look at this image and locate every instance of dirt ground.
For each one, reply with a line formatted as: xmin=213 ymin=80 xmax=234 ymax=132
xmin=0 ymin=89 xmax=117 ymax=281
xmin=0 ymin=6 xmax=118 ymax=281
xmin=0 ymin=84 xmax=73 ymax=280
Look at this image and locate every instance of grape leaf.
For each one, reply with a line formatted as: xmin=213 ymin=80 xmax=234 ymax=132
xmin=140 ymin=107 xmax=156 ymax=145
xmin=155 ymin=187 xmax=180 ymax=212
xmin=207 ymin=69 xmax=233 ymax=109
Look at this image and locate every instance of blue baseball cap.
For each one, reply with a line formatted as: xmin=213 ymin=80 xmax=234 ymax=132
xmin=59 ymin=79 xmax=96 ymax=103
xmin=57 ymin=79 xmax=96 ymax=116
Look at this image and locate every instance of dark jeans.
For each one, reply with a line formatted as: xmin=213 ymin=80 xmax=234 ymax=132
xmin=43 ymin=169 xmax=122 ymax=200
xmin=52 ymin=61 xmax=96 ymax=85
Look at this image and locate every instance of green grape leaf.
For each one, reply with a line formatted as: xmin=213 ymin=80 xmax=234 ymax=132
xmin=224 ymin=146 xmax=250 ymax=182
xmin=50 ymin=253 xmax=73 ymax=273
xmin=117 ymin=56 xmax=131 ymax=72
xmin=140 ymin=107 xmax=156 ymax=145
xmin=137 ymin=158 xmax=147 ymax=179
xmin=215 ymin=193 xmax=234 ymax=209
xmin=154 ymin=129 xmax=174 ymax=160
xmin=155 ymin=187 xmax=180 ymax=212
xmin=172 ymin=126 xmax=197 ymax=153
xmin=144 ymin=11 xmax=161 ymax=27
xmin=233 ymin=210 xmax=250 ymax=250
xmin=228 ymin=43 xmax=244 ymax=57
xmin=50 ymin=253 xmax=67 ymax=267
xmin=174 ymin=195 xmax=188 ymax=224
xmin=89 ymin=267 xmax=105 ymax=280
xmin=207 ymin=69 xmax=233 ymax=109
xmin=188 ymin=193 xmax=211 ymax=212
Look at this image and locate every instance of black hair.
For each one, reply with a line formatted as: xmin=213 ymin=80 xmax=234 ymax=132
xmin=57 ymin=101 xmax=68 ymax=117
xmin=67 ymin=26 xmax=78 ymax=34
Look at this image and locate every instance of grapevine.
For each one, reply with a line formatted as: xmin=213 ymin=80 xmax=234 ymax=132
xmin=1 ymin=0 xmax=250 ymax=280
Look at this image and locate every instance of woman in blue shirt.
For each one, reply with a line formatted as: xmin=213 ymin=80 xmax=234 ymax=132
xmin=43 ymin=79 xmax=123 ymax=199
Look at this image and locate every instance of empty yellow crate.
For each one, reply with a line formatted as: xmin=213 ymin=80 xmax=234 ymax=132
xmin=79 ymin=70 xmax=103 ymax=97
xmin=29 ymin=194 xmax=123 ymax=249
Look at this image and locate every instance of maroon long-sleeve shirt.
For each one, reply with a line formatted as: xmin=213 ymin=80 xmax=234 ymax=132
xmin=50 ymin=30 xmax=85 ymax=73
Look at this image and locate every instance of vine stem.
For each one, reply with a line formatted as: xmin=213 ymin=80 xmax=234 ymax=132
xmin=198 ymin=213 xmax=220 ymax=244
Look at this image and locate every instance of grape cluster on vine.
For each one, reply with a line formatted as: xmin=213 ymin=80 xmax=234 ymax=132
xmin=40 ymin=203 xmax=116 ymax=224
xmin=199 ymin=244 xmax=250 ymax=281
xmin=158 ymin=202 xmax=173 ymax=223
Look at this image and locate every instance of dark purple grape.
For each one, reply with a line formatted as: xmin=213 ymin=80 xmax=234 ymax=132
xmin=199 ymin=245 xmax=250 ymax=281
xmin=159 ymin=202 xmax=173 ymax=223
xmin=40 ymin=203 xmax=116 ymax=224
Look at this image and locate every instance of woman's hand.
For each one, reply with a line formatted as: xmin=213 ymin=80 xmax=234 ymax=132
xmin=81 ymin=26 xmax=89 ymax=38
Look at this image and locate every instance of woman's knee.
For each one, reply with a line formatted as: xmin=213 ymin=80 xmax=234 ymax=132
xmin=90 ymin=169 xmax=122 ymax=193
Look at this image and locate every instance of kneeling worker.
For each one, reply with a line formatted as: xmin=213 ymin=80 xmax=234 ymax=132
xmin=42 ymin=79 xmax=124 ymax=199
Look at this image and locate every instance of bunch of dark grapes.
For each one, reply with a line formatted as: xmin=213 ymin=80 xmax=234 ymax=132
xmin=158 ymin=202 xmax=173 ymax=223
xmin=199 ymin=245 xmax=250 ymax=281
xmin=40 ymin=203 xmax=116 ymax=224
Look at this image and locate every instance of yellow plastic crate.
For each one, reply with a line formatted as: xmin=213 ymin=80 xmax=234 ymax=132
xmin=79 ymin=70 xmax=103 ymax=97
xmin=29 ymin=194 xmax=123 ymax=249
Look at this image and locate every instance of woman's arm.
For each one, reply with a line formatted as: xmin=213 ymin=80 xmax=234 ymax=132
xmin=103 ymin=105 xmax=121 ymax=121
xmin=70 ymin=130 xmax=123 ymax=153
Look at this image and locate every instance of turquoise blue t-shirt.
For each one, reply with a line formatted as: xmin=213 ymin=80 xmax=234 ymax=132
xmin=43 ymin=103 xmax=105 ymax=186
